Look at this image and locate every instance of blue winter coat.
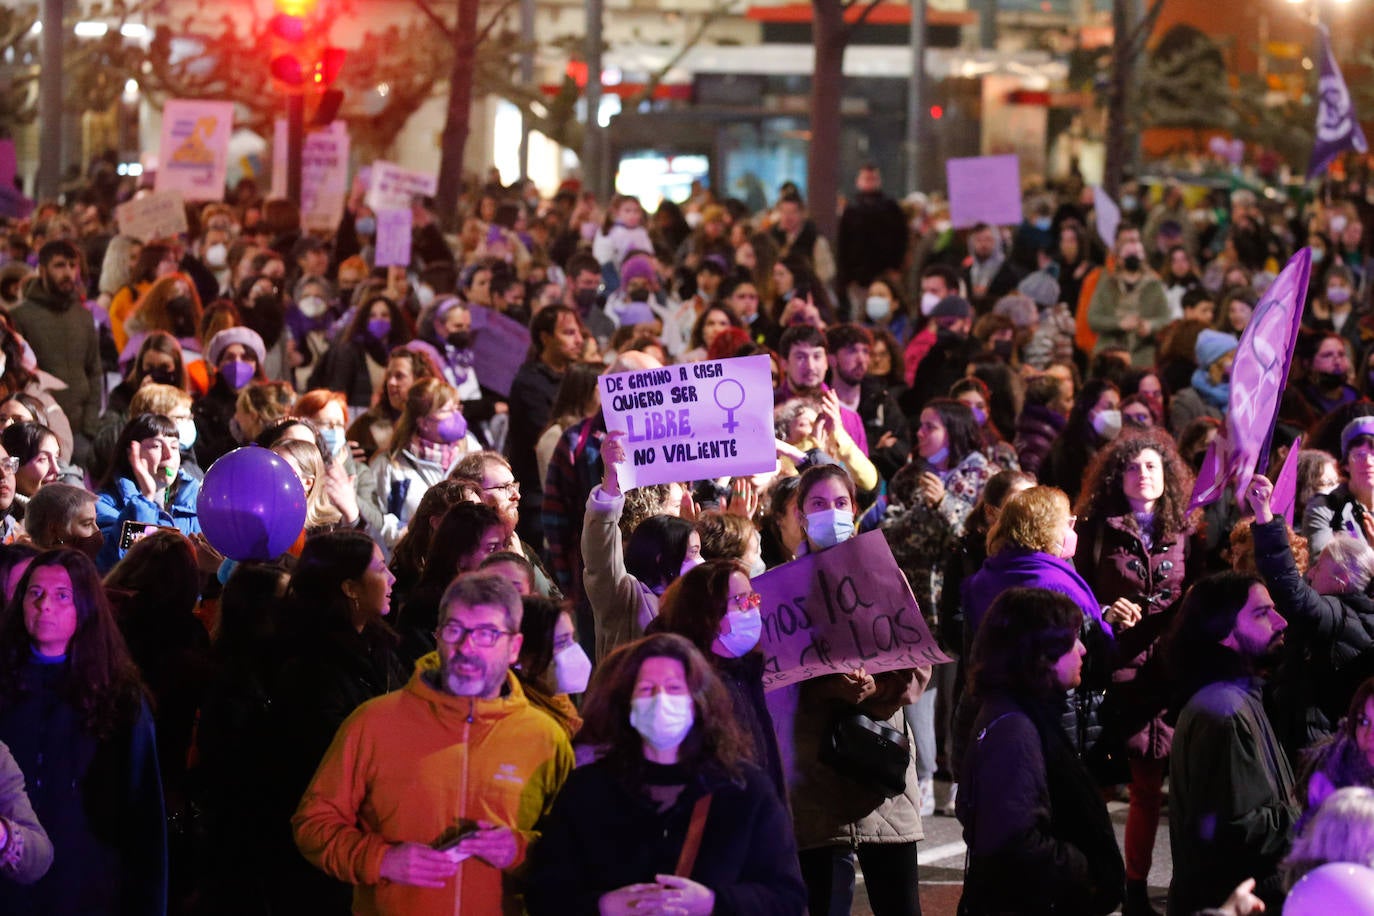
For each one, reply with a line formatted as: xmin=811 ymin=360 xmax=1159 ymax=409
xmin=95 ymin=469 xmax=202 ymax=571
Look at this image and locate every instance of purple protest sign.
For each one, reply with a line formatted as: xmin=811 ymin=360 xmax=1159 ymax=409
xmin=1189 ymin=248 xmax=1310 ymax=511
xmin=373 ymin=208 xmax=413 ymax=267
xmin=947 ymin=155 xmax=1022 ymax=229
xmin=752 ymin=530 xmax=950 ymax=692
xmin=1310 ymin=24 xmax=1368 ymax=178
xmin=1270 ymin=434 xmax=1303 ymax=528
xmin=466 ymin=304 xmax=530 ymax=398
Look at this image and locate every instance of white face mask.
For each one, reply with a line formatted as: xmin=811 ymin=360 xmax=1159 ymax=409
xmin=417 ymin=284 xmax=436 ymax=308
xmin=920 ymin=292 xmax=941 ymax=316
xmin=865 ymin=296 xmax=891 ymax=322
xmin=552 ymin=642 xmax=592 ymax=695
xmin=204 ymin=242 xmax=228 ymax=269
xmin=748 ymin=555 xmax=766 ymax=577
xmin=629 ymin=692 xmax=695 ymax=751
xmin=176 ymin=418 xmax=198 ymax=450
xmin=298 ymin=295 xmax=328 ymax=318
xmin=1090 ymin=409 xmax=1122 ymax=441
xmin=717 ymin=608 xmax=763 ymax=658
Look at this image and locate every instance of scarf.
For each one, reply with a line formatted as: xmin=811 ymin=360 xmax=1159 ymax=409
xmin=1190 ymin=366 xmax=1230 ymax=410
xmin=410 ymin=435 xmax=460 ymax=470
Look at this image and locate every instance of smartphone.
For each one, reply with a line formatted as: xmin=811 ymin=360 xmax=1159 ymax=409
xmin=432 ymin=821 xmax=482 ymax=851
xmin=119 ymin=520 xmax=181 ymax=551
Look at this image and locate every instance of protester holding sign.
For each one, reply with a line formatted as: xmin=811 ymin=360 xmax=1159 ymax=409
xmin=781 ymin=463 xmax=929 ymax=916
xmin=582 ymin=430 xmax=700 ymax=660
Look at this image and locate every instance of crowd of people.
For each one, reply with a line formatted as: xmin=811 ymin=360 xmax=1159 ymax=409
xmin=4 ymin=155 xmax=1374 ymax=915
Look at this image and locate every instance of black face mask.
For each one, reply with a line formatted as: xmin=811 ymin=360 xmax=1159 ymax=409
xmin=628 ymin=287 xmax=651 ymax=303
xmin=992 ymin=339 xmax=1014 ymax=360
xmin=144 ymin=367 xmax=177 ymax=386
xmin=573 ymin=288 xmax=599 ymax=313
xmin=1122 ymin=254 xmax=1143 ymax=272
xmin=1316 ymin=370 xmax=1348 ymax=390
xmin=447 ymin=331 xmax=472 ymax=350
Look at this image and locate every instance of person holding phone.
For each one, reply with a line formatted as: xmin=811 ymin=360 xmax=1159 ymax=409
xmin=94 ymin=413 xmax=202 ymax=572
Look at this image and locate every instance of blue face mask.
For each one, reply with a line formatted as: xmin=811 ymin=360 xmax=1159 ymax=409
xmin=806 ymin=508 xmax=855 ymax=550
xmin=1033 ymin=217 xmax=1053 ymax=232
xmin=356 ymin=216 xmax=376 ymax=236
xmin=320 ymin=426 xmax=345 ymax=456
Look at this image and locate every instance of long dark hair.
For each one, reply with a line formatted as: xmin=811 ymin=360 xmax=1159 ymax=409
xmin=579 ymin=633 xmax=750 ymax=785
xmin=1075 ymin=427 xmax=1197 ymax=544
xmin=418 ymin=502 xmax=504 ymax=589
xmin=968 ymin=587 xmax=1082 ymax=700
xmin=658 ymin=559 xmax=747 ymax=655
xmin=625 ymin=515 xmax=695 ymax=589
xmin=0 ymin=549 xmax=146 ymax=739
xmin=919 ymin=398 xmax=984 ymax=468
xmin=1163 ymin=572 xmax=1265 ymax=711
xmin=285 ymin=530 xmax=384 ymax=639
xmin=515 ymin=595 xmax=566 ymax=686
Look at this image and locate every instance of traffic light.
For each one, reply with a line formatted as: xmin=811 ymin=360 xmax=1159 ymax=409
xmin=268 ymin=0 xmax=345 ymax=91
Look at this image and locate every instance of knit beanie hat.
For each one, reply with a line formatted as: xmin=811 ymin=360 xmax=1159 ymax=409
xmin=1017 ymin=271 xmax=1061 ymax=308
xmin=1194 ymin=329 xmax=1238 ymax=369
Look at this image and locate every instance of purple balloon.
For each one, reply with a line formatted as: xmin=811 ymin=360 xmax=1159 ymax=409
xmin=197 ymin=446 xmax=307 ymax=561
xmin=1285 ymin=863 xmax=1374 ymax=914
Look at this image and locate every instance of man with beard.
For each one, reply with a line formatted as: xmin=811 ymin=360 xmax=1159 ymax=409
xmin=1164 ymin=571 xmax=1297 ymax=915
xmin=11 ymin=241 xmax=100 ymax=464
xmin=294 ymin=572 xmax=572 ymax=916
xmin=827 ymin=323 xmax=908 ymax=483
xmin=774 ymin=325 xmax=868 ymax=454
xmin=452 ymin=451 xmax=560 ymax=599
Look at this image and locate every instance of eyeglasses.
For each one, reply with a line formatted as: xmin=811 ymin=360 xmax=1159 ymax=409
xmin=0 ymin=457 xmax=17 ymax=476
xmin=435 ymin=622 xmax=513 ymax=647
xmin=483 ymin=481 xmax=519 ymax=496
xmin=1067 ymin=515 xmax=1078 ymax=530
xmin=729 ymin=591 xmax=762 ymax=611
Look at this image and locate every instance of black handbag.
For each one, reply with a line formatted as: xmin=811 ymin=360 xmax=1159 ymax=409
xmin=819 ymin=707 xmax=911 ymax=797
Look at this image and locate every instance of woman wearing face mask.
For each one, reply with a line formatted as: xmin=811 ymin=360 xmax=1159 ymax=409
xmin=309 ymin=294 xmax=414 ymax=411
xmin=526 ymin=632 xmax=806 ymax=916
xmin=1073 ymin=430 xmax=1199 ymax=914
xmin=509 ymin=595 xmax=588 ymax=738
xmin=372 ymin=377 xmax=476 ymax=546
xmin=94 ymin=412 xmax=202 ymax=572
xmin=657 ymin=559 xmax=784 ymax=797
xmin=786 ymin=463 xmax=931 ymax=916
xmin=286 ymin=276 xmax=339 ymax=390
xmin=861 ymin=277 xmax=912 ymax=343
xmin=1053 ymin=221 xmax=1097 ymax=317
xmin=294 ymin=388 xmax=386 ymax=535
xmin=1308 ymin=263 xmax=1363 ymax=351
xmin=950 ymin=377 xmax=1018 ymax=471
xmin=233 ymin=275 xmax=295 ymax=382
xmin=124 ymin=273 xmax=204 ymax=364
xmin=97 ymin=332 xmax=189 ymax=478
xmin=1042 ymin=379 xmax=1122 ymax=503
xmin=584 ymin=431 xmax=702 ymax=660
xmin=955 ymin=587 xmax=1124 ymax=916
xmin=194 ymin=326 xmax=268 ymax=467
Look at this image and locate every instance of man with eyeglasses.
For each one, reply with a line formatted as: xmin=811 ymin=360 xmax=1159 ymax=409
xmin=294 ymin=572 xmax=572 ymax=916
xmin=452 ymin=451 xmax=561 ymax=600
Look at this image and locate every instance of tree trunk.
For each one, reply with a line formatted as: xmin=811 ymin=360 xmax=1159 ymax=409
xmin=809 ymin=0 xmax=847 ymax=243
xmin=1104 ymin=0 xmax=1132 ymax=200
xmin=435 ymin=0 xmax=480 ymax=230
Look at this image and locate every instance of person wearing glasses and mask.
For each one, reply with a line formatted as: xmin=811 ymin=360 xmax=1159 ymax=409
xmin=293 ymin=572 xmax=573 ymax=916
xmin=452 ymin=451 xmax=561 ymax=598
xmin=656 ymin=559 xmax=785 ymax=800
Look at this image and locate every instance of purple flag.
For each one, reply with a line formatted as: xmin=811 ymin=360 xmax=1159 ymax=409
xmin=1270 ymin=434 xmax=1303 ymax=528
xmin=1309 ymin=24 xmax=1368 ymax=178
xmin=1189 ymin=248 xmax=1311 ymax=512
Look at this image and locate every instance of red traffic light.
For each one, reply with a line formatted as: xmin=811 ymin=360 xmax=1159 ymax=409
xmin=271 ymin=54 xmax=305 ymax=86
xmin=269 ymin=13 xmax=306 ymax=42
xmin=316 ymin=47 xmax=345 ymax=86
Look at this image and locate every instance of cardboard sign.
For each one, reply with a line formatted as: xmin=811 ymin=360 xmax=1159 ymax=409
xmin=1093 ymin=185 xmax=1121 ymax=248
xmin=467 ymin=305 xmax=530 ymax=397
xmin=115 ymin=191 xmax=189 ymax=242
xmin=946 ymin=154 xmax=1022 ymax=229
xmin=156 ymin=99 xmax=234 ymax=200
xmin=271 ymin=121 xmax=351 ymax=231
xmin=598 ymin=354 xmax=775 ymax=489
xmin=366 ymin=160 xmax=438 ymax=211
xmin=373 ymin=208 xmax=413 ymax=267
xmin=754 ymin=530 xmax=950 ymax=691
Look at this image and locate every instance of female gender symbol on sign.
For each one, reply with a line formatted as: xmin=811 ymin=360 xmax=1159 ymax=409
xmin=713 ymin=379 xmax=746 ymax=433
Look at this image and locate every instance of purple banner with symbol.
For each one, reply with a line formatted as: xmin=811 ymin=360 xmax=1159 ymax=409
xmin=1190 ymin=248 xmax=1311 ymax=511
xmin=1310 ymin=23 xmax=1369 ymax=177
xmin=1270 ymin=434 xmax=1303 ymax=528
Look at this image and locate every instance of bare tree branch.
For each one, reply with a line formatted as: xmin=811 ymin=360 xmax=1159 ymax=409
xmin=1125 ymin=0 xmax=1166 ymax=58
xmin=409 ymin=0 xmax=456 ymax=41
xmin=849 ymin=0 xmax=887 ymax=31
xmin=623 ymin=0 xmax=734 ymax=109
xmin=474 ymin=0 xmax=520 ymax=47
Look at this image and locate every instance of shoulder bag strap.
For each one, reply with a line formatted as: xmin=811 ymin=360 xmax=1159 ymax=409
xmin=674 ymin=793 xmax=712 ymax=878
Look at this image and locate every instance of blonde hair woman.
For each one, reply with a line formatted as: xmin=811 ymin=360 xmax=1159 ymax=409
xmin=271 ymin=438 xmax=342 ymax=532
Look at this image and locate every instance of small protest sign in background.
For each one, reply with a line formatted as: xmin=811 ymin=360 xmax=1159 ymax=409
xmin=156 ymin=100 xmax=234 ymax=201
xmin=598 ymin=354 xmax=775 ymax=490
xmin=946 ymin=154 xmax=1022 ymax=229
xmin=373 ymin=208 xmax=413 ymax=267
xmin=116 ymin=191 xmax=189 ymax=242
xmin=753 ymin=530 xmax=950 ymax=692
xmin=365 ymin=160 xmax=438 ymax=212
xmin=467 ymin=305 xmax=530 ymax=398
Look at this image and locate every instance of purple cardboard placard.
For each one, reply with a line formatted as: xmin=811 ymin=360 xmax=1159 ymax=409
xmin=752 ymin=529 xmax=951 ymax=692
xmin=466 ymin=305 xmax=531 ymax=398
xmin=373 ymin=208 xmax=413 ymax=267
xmin=946 ymin=154 xmax=1022 ymax=229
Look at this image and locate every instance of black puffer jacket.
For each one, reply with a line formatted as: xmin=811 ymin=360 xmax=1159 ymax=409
xmin=1252 ymin=517 xmax=1374 ymax=761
